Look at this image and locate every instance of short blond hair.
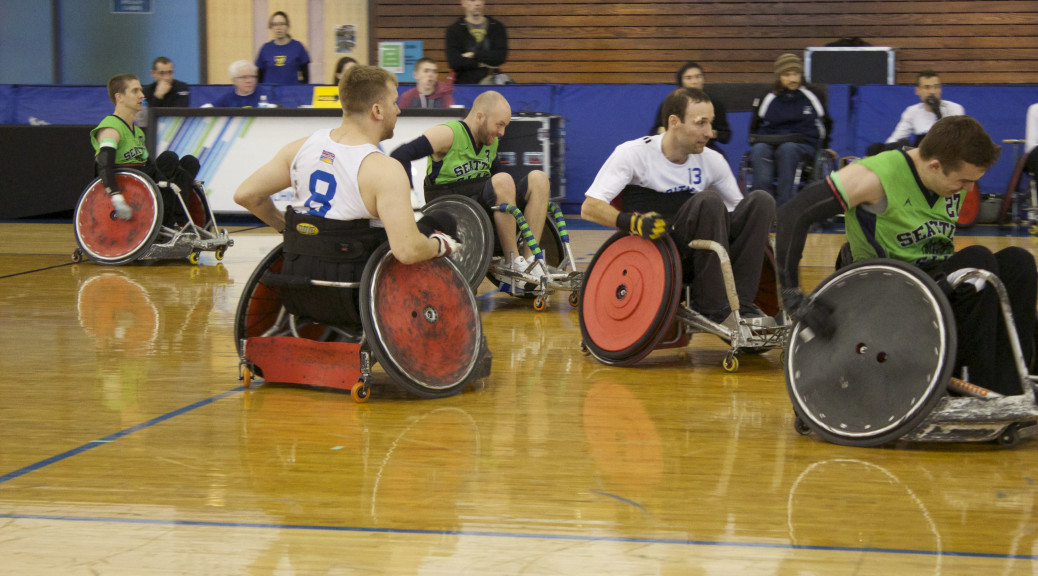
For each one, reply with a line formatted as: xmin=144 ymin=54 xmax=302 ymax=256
xmin=338 ymin=65 xmax=397 ymax=114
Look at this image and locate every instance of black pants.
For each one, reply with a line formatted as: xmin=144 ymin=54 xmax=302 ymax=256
xmin=671 ymin=189 xmax=776 ymax=315
xmin=939 ymin=245 xmax=1036 ymax=395
xmin=144 ymin=151 xmax=199 ymax=227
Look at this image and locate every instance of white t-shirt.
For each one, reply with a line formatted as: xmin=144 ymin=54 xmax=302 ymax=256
xmin=585 ymin=134 xmax=744 ymax=211
xmin=1025 ymin=103 xmax=1038 ymax=154
xmin=886 ymin=100 xmax=966 ymax=143
xmin=288 ymin=129 xmax=383 ymax=225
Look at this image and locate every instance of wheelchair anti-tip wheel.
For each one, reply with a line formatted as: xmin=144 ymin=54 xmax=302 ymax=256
xmin=360 ymin=243 xmax=485 ymax=398
xmin=579 ymin=232 xmax=682 ymax=366
xmin=421 ymin=194 xmax=495 ymax=292
xmin=73 ymin=169 xmax=163 ymax=265
xmin=785 ymin=259 xmax=955 ymax=447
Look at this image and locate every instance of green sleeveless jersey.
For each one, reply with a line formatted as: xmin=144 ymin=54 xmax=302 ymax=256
xmin=836 ymin=149 xmax=959 ymax=269
xmin=90 ymin=115 xmax=149 ymax=165
xmin=426 ymin=120 xmax=498 ymax=185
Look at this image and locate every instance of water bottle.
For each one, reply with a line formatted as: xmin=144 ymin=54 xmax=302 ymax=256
xmin=259 ymin=95 xmax=275 ymax=109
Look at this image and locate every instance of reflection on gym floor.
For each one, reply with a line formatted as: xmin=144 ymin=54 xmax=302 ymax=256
xmin=1 ymin=223 xmax=1037 ymax=575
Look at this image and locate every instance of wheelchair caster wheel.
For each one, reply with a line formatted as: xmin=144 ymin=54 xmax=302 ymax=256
xmin=351 ymin=381 xmax=370 ymax=403
xmin=568 ymin=292 xmax=580 ymax=307
xmin=533 ymin=296 xmax=547 ymax=311
xmin=998 ymin=425 xmax=1021 ymax=448
xmin=214 ymin=246 xmax=226 ymax=261
xmin=794 ymin=416 xmax=811 ymax=436
xmin=579 ymin=340 xmax=590 ymax=356
xmin=72 ymin=249 xmax=83 ymax=263
xmin=723 ymin=354 xmax=738 ymax=372
xmin=188 ymin=250 xmax=200 ymax=265
xmin=242 ymin=365 xmax=253 ymax=389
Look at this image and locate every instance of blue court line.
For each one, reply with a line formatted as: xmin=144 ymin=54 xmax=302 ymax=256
xmin=0 ymin=512 xmax=1033 ymax=561
xmin=0 ymin=388 xmax=243 ymax=485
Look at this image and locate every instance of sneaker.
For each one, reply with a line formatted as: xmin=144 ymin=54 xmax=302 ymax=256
xmin=739 ymin=304 xmax=777 ymax=327
xmin=511 ymin=255 xmax=530 ymax=272
xmin=695 ymin=305 xmax=738 ymax=331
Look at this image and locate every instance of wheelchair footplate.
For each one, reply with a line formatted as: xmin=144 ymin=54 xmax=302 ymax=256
xmin=242 ymin=336 xmax=371 ymax=397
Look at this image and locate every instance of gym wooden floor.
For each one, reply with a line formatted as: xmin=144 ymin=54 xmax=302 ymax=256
xmin=2 ymin=221 xmax=1037 ymax=575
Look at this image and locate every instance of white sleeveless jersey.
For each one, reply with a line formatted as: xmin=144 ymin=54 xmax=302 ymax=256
xmin=288 ymin=129 xmax=383 ymax=225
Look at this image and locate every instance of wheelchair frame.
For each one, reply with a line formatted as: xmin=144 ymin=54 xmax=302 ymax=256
xmin=72 ymin=169 xmax=233 ymax=265
xmin=786 ymin=261 xmax=1038 ymax=447
xmin=579 ymin=233 xmax=790 ymax=371
xmin=485 ymin=200 xmax=584 ymax=311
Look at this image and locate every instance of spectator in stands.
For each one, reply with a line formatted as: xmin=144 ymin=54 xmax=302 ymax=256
xmin=866 ymin=70 xmax=966 ymax=156
xmin=208 ymin=61 xmax=265 ymax=108
xmin=399 ymin=58 xmax=455 ymax=109
xmin=446 ymin=0 xmax=508 ymax=84
xmin=142 ymin=57 xmax=190 ymax=108
xmin=255 ymin=11 xmax=311 ymax=85
xmin=332 ymin=57 xmax=358 ymax=85
xmin=748 ymin=53 xmax=831 ymax=207
xmin=650 ymin=62 xmax=731 ymax=155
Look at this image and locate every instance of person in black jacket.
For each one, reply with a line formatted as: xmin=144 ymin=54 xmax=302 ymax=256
xmin=748 ymin=53 xmax=832 ymax=207
xmin=446 ymin=0 xmax=508 ymax=84
xmin=142 ymin=57 xmax=190 ymax=108
xmin=650 ymin=62 xmax=731 ymax=156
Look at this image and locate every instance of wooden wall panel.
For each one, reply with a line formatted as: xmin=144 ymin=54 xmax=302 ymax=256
xmin=207 ymin=0 xmax=254 ymax=84
xmin=373 ymin=0 xmax=1038 ymax=85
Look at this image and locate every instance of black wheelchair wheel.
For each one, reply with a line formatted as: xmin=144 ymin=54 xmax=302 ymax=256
xmin=422 ymin=194 xmax=495 ymax=292
xmin=785 ymin=259 xmax=955 ymax=446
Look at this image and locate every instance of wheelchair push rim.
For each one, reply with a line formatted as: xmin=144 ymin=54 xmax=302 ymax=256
xmin=421 ymin=194 xmax=495 ymax=292
xmin=73 ymin=169 xmax=163 ymax=265
xmin=579 ymin=232 xmax=682 ymax=366
xmin=784 ymin=259 xmax=955 ymax=446
xmin=360 ymin=244 xmax=483 ymax=398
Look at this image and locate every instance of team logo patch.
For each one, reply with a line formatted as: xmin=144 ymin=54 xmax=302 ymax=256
xmin=320 ymin=150 xmax=335 ymax=164
xmin=275 ymin=55 xmax=287 ymax=67
xmin=296 ymin=223 xmax=319 ymax=236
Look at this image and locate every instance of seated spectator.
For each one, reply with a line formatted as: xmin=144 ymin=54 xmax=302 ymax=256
xmin=208 ymin=60 xmax=265 ymax=108
xmin=748 ymin=53 xmax=831 ymax=207
xmin=866 ymin=70 xmax=966 ymax=156
xmin=399 ymin=58 xmax=455 ymax=109
xmin=142 ymin=56 xmax=190 ymax=108
xmin=255 ymin=11 xmax=310 ymax=85
xmin=331 ymin=57 xmax=358 ymax=85
xmin=446 ymin=0 xmax=507 ymax=84
xmin=649 ymin=62 xmax=730 ymax=155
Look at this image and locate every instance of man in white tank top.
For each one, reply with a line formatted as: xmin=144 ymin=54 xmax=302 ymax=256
xmin=234 ymin=65 xmax=458 ymax=265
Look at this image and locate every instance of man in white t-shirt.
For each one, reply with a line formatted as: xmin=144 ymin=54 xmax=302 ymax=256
xmin=867 ymin=70 xmax=966 ymax=156
xmin=581 ymin=87 xmax=776 ymax=325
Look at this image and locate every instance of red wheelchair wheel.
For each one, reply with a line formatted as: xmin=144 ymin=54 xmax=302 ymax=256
xmin=73 ymin=169 xmax=162 ymax=265
xmin=360 ymin=244 xmax=483 ymax=398
xmin=579 ymin=233 xmax=682 ymax=366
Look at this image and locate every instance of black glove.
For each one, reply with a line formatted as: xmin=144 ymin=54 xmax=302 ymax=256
xmin=417 ymin=211 xmax=458 ymax=238
xmin=782 ymin=288 xmax=836 ymax=341
xmin=616 ymin=211 xmax=668 ymax=240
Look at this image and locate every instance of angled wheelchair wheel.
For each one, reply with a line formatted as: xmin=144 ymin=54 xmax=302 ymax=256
xmin=785 ymin=259 xmax=955 ymax=446
xmin=422 ymin=194 xmax=494 ymax=292
xmin=360 ymin=244 xmax=483 ymax=398
xmin=579 ymin=233 xmax=682 ymax=366
xmin=73 ymin=169 xmax=163 ymax=265
xmin=234 ymin=245 xmax=287 ymax=362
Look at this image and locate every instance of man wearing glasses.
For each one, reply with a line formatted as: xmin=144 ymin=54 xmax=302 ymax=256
xmin=142 ymin=57 xmax=190 ymax=108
